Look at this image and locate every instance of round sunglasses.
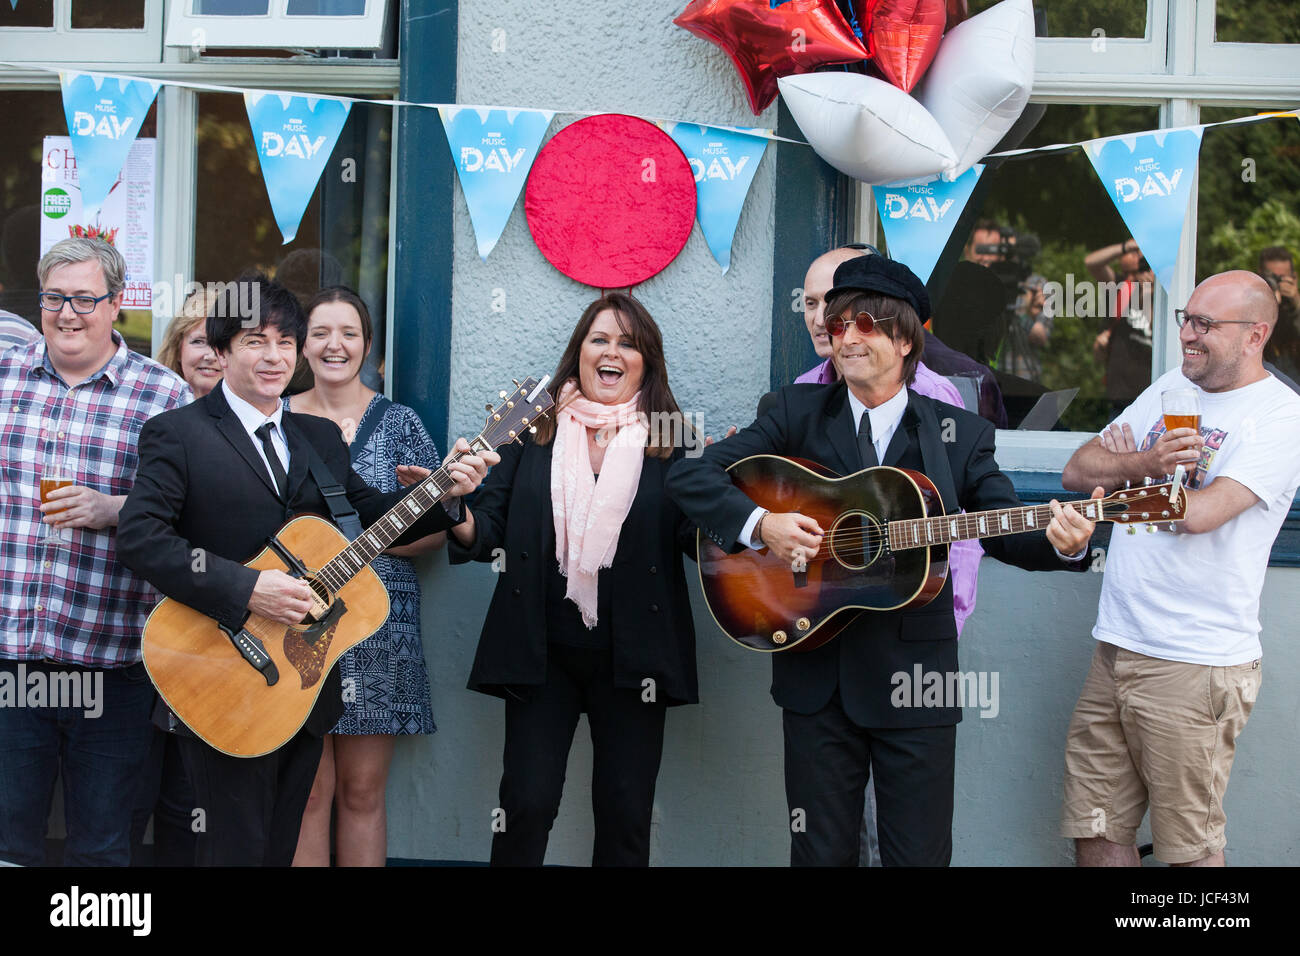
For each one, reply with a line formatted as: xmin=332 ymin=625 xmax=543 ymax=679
xmin=826 ymin=310 xmax=895 ymax=337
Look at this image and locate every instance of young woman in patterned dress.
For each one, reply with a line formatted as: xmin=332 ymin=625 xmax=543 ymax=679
xmin=287 ymin=287 xmax=445 ymax=866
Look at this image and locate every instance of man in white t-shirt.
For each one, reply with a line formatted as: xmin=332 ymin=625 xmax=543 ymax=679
xmin=1059 ymin=270 xmax=1300 ymax=866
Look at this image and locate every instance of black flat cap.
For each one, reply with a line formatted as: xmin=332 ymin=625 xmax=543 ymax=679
xmin=827 ymin=255 xmax=931 ymax=322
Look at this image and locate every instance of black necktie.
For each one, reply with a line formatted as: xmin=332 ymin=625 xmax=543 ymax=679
xmin=858 ymin=412 xmax=878 ymax=469
xmin=255 ymin=421 xmax=288 ymax=499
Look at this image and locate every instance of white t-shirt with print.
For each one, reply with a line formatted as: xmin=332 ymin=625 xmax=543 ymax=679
xmin=1094 ymin=368 xmax=1300 ymax=665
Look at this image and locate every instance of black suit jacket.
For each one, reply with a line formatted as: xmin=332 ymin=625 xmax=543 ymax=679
xmin=666 ymin=381 xmax=1090 ymax=727
xmin=117 ymin=386 xmax=460 ymax=737
xmin=449 ymin=434 xmax=699 ymax=706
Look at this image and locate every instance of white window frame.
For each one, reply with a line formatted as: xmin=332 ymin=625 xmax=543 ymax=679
xmin=1034 ymin=0 xmax=1168 ymax=76
xmin=0 ymin=0 xmax=163 ymax=63
xmin=851 ymin=0 xmax=1300 ymax=473
xmin=165 ymin=0 xmax=390 ymax=51
xmin=1194 ymin=0 xmax=1300 ymax=78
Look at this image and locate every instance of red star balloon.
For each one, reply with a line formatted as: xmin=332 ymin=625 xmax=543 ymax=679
xmin=674 ymin=0 xmax=869 ymax=115
xmin=855 ymin=0 xmax=947 ymax=92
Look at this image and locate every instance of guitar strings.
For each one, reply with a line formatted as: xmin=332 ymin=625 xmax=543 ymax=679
xmin=774 ymin=500 xmax=1112 ymax=555
xmin=314 ymin=451 xmax=467 ymax=595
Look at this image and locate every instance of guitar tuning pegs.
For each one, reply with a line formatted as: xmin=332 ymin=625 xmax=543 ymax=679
xmin=512 ymin=378 xmax=520 ymax=386
xmin=529 ymin=425 xmax=537 ymax=434
xmin=485 ymin=403 xmax=494 ymax=413
xmin=499 ymin=390 xmax=508 ymax=399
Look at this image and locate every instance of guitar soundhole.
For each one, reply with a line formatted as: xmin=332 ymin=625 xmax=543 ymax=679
xmin=829 ymin=510 xmax=884 ymax=571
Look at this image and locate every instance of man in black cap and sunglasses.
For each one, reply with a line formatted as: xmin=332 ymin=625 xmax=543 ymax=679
xmin=668 ymin=255 xmax=1101 ymax=866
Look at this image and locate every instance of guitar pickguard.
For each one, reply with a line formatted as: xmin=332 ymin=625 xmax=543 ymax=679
xmin=282 ymin=597 xmax=348 ymax=689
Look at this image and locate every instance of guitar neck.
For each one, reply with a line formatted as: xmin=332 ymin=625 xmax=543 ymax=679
xmin=888 ymin=498 xmax=1106 ymax=551
xmin=314 ymin=446 xmax=475 ymax=591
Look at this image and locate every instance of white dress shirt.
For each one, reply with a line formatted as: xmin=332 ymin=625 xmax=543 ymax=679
xmin=223 ymin=380 xmax=289 ymax=491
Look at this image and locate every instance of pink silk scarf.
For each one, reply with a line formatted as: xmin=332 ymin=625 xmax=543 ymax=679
xmin=550 ymin=380 xmax=648 ymax=627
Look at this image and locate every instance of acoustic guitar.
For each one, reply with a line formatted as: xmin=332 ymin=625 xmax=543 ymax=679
xmin=698 ymin=456 xmax=1187 ymax=653
xmin=142 ymin=376 xmax=554 ymax=757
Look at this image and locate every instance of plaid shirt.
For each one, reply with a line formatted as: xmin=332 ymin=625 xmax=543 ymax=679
xmin=0 ymin=333 xmax=192 ymax=667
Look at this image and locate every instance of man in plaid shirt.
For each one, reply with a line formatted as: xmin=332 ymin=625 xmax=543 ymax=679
xmin=0 ymin=238 xmax=191 ymax=866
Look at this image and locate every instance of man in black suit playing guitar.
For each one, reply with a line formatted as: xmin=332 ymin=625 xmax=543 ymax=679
xmin=117 ymin=276 xmax=497 ymax=865
xmin=667 ymin=256 xmax=1101 ymax=865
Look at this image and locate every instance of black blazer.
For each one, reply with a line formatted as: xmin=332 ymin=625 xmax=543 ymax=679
xmin=117 ymin=385 xmax=460 ymax=737
xmin=666 ymin=382 xmax=1091 ymax=727
xmin=449 ymin=434 xmax=699 ymax=706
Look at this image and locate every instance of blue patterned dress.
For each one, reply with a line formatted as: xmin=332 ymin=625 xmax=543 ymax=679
xmin=284 ymin=394 xmax=438 ymax=735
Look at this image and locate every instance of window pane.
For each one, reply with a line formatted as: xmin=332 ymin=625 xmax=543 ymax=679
xmin=286 ymin=0 xmax=367 ymax=14
xmin=968 ymin=0 xmax=1147 ymax=38
xmin=193 ymin=0 xmax=271 ymax=14
xmin=0 ymin=90 xmax=61 ymax=336
xmin=0 ymin=90 xmax=157 ymax=355
xmin=194 ymin=93 xmax=392 ymax=390
xmin=71 ymin=0 xmax=146 ymax=30
xmin=1215 ymin=0 xmax=1300 ymax=44
xmin=916 ymin=104 xmax=1162 ymax=432
xmin=1196 ymin=106 xmax=1300 ymax=384
xmin=0 ymin=0 xmax=53 ymax=28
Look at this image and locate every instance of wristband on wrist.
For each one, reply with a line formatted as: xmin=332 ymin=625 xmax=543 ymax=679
xmin=755 ymin=510 xmax=769 ymax=547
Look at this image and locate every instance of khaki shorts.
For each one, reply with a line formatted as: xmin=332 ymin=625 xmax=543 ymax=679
xmin=1059 ymin=641 xmax=1260 ymax=864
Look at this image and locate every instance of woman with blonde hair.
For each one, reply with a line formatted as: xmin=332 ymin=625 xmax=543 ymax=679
xmin=156 ymin=288 xmax=222 ymax=397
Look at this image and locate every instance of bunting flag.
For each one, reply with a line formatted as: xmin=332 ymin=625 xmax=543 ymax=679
xmin=1083 ymin=128 xmax=1205 ymax=294
xmin=872 ymin=164 xmax=984 ymax=283
xmin=439 ymin=107 xmax=553 ymax=260
xmin=244 ymin=92 xmax=351 ymax=244
xmin=59 ymin=72 xmax=160 ymax=218
xmin=664 ymin=122 xmax=769 ymax=273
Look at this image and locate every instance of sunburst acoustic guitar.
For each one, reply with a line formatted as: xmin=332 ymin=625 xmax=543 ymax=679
xmin=141 ymin=377 xmax=554 ymax=757
xmin=698 ymin=456 xmax=1188 ymax=653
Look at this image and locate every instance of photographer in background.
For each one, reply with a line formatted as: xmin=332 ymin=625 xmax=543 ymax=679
xmin=1258 ymin=246 xmax=1299 ymax=384
xmin=1087 ymin=238 xmax=1154 ymax=416
xmin=972 ymin=226 xmax=1052 ymax=383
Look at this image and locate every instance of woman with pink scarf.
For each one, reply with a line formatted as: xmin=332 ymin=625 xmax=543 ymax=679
xmin=448 ymin=292 xmax=699 ymax=866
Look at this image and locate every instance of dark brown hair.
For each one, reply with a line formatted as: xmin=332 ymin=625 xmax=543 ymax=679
xmin=532 ymin=292 xmax=688 ymax=459
xmin=304 ymin=285 xmax=374 ymax=357
xmin=823 ymin=291 xmax=925 ymax=387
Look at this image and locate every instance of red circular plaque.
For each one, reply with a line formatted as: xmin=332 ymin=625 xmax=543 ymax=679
xmin=525 ymin=114 xmax=697 ymax=288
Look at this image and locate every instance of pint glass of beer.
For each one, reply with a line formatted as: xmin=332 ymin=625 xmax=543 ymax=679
xmin=40 ymin=446 xmax=73 ymax=546
xmin=1161 ymin=387 xmax=1201 ymax=480
xmin=1161 ymin=387 xmax=1200 ymax=434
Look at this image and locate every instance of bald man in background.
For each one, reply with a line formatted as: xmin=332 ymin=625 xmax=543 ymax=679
xmin=1060 ymin=271 xmax=1300 ymax=867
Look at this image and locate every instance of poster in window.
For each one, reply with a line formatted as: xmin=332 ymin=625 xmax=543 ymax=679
xmin=39 ymin=135 xmax=156 ymax=312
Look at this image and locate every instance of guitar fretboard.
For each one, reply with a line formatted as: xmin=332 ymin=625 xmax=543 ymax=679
xmin=312 ymin=452 xmax=469 ymax=593
xmin=887 ymin=499 xmax=1106 ymax=552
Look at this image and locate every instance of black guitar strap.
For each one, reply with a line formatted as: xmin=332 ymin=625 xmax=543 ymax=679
xmin=304 ymin=442 xmax=365 ymax=540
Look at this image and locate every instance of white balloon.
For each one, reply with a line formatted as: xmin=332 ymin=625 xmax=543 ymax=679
xmin=916 ymin=0 xmax=1036 ymax=177
xmin=778 ymin=72 xmax=957 ymax=186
